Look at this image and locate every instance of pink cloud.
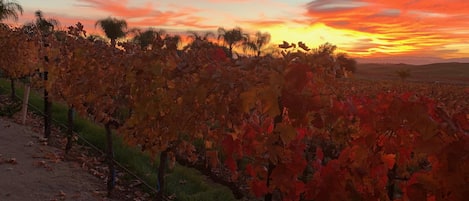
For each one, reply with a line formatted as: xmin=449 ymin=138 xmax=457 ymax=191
xmin=76 ymin=0 xmax=214 ymax=29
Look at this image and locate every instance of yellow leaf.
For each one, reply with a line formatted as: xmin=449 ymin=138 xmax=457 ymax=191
xmin=275 ymin=123 xmax=297 ymax=145
xmin=240 ymin=88 xmax=258 ymax=113
xmin=259 ymin=88 xmax=280 ymax=117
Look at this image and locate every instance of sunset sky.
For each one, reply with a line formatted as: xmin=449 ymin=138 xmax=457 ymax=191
xmin=6 ymin=0 xmax=469 ymax=63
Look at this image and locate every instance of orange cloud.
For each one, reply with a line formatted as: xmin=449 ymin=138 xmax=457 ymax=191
xmin=302 ymin=0 xmax=469 ymax=58
xmin=76 ymin=0 xmax=154 ymax=18
xmin=206 ymin=0 xmax=251 ymax=2
xmin=6 ymin=10 xmax=97 ymax=34
xmin=238 ymin=19 xmax=286 ymax=28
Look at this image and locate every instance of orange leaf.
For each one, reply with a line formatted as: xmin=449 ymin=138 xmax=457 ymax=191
xmin=382 ymin=154 xmax=396 ymax=169
xmin=206 ymin=151 xmax=219 ymax=169
xmin=204 ymin=140 xmax=213 ymax=149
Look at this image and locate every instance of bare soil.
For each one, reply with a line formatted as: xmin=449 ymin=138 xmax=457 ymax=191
xmin=0 ymin=116 xmax=118 ymax=201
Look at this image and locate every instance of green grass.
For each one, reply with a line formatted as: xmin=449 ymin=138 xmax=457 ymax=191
xmin=0 ymin=78 xmax=237 ymax=201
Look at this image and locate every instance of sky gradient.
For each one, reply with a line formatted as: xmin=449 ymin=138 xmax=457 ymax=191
xmin=7 ymin=0 xmax=469 ymax=63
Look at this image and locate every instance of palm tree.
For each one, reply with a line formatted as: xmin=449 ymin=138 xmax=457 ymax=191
xmin=95 ymin=17 xmax=127 ymax=47
xmin=0 ymin=0 xmax=23 ymax=22
xmin=33 ymin=10 xmax=59 ymax=35
xmin=164 ymin=34 xmax=181 ymax=50
xmin=183 ymin=31 xmax=214 ymax=50
xmin=245 ymin=31 xmax=271 ymax=57
xmin=131 ymin=28 xmax=165 ymax=50
xmin=217 ymin=27 xmax=248 ymax=58
xmin=189 ymin=31 xmax=214 ymax=42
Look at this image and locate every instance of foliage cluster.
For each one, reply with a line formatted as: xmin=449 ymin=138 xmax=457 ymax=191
xmin=0 ymin=9 xmax=467 ymax=201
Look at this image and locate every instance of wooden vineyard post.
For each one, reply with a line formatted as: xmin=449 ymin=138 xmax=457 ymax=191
xmin=10 ymin=78 xmax=16 ymax=100
xmin=21 ymin=81 xmax=31 ymax=124
xmin=44 ymin=71 xmax=52 ymax=138
xmin=65 ymin=107 xmax=74 ymax=153
xmin=105 ymin=122 xmax=116 ymax=197
xmin=157 ymin=148 xmax=169 ymax=200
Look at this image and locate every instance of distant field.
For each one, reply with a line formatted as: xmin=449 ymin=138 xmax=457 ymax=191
xmin=355 ymin=62 xmax=469 ymax=85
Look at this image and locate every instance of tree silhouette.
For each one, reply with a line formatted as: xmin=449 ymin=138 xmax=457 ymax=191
xmin=95 ymin=17 xmax=127 ymax=47
xmin=0 ymin=0 xmax=23 ymax=22
xmin=218 ymin=27 xmax=248 ymax=58
xmin=244 ymin=31 xmax=271 ymax=57
xmin=336 ymin=53 xmax=357 ymax=74
xmin=33 ymin=10 xmax=59 ymax=35
xmin=315 ymin=42 xmax=337 ymax=56
xmin=131 ymin=28 xmax=165 ymax=50
xmin=164 ymin=34 xmax=181 ymax=50
xmin=184 ymin=31 xmax=214 ymax=50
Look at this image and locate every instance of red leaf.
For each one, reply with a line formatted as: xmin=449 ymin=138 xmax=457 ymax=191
xmin=296 ymin=128 xmax=307 ymax=140
xmin=262 ymin=117 xmax=274 ymax=134
xmin=400 ymin=92 xmax=414 ymax=101
xmin=284 ymin=63 xmax=310 ymax=91
xmin=250 ymin=179 xmax=269 ymax=197
xmin=224 ymin=156 xmax=237 ymax=172
xmin=211 ymin=47 xmax=227 ymax=62
xmin=453 ymin=113 xmax=469 ymax=131
xmin=406 ymin=183 xmax=427 ymax=201
xmin=245 ymin=164 xmax=256 ymax=177
xmin=222 ymin=135 xmax=241 ymax=156
xmin=316 ymin=147 xmax=324 ymax=161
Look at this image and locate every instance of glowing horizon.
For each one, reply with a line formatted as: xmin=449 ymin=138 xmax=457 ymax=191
xmin=5 ymin=0 xmax=469 ymax=62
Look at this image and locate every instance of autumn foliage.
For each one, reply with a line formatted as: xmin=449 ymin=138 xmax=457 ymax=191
xmin=0 ymin=23 xmax=468 ymax=201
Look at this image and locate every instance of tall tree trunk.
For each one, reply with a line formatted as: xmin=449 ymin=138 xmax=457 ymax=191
xmin=111 ymin=39 xmax=116 ymax=47
xmin=10 ymin=78 xmax=16 ymax=100
xmin=105 ymin=122 xmax=116 ymax=197
xmin=157 ymin=148 xmax=169 ymax=200
xmin=229 ymin=44 xmax=233 ymax=59
xmin=44 ymin=71 xmax=52 ymax=139
xmin=65 ymin=107 xmax=74 ymax=153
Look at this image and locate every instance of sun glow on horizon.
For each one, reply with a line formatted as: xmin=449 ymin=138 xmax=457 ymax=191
xmin=7 ymin=0 xmax=469 ymax=62
xmin=262 ymin=22 xmax=425 ymax=58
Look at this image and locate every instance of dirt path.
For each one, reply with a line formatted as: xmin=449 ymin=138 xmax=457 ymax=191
xmin=0 ymin=117 xmax=115 ymax=201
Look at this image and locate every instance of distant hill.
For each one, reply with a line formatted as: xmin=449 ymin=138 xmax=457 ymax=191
xmin=355 ymin=62 xmax=469 ymax=85
xmin=355 ymin=57 xmax=469 ymax=65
